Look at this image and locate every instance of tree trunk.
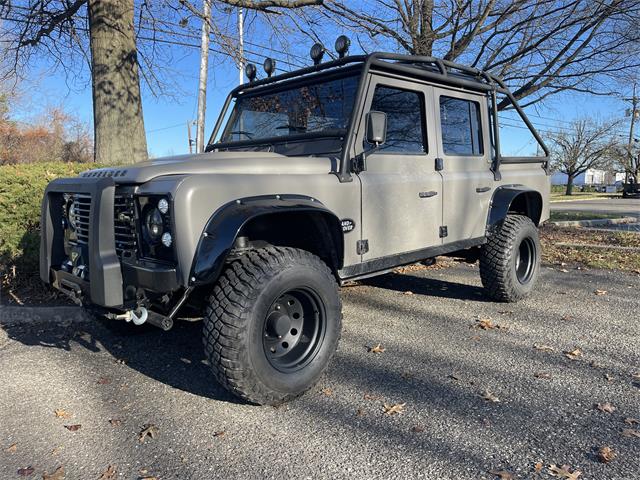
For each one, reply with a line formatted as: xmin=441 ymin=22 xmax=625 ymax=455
xmin=565 ymin=173 xmax=575 ymax=195
xmin=88 ymin=0 xmax=147 ymax=165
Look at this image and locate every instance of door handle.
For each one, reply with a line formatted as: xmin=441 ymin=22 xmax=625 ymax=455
xmin=419 ymin=191 xmax=438 ymax=198
xmin=476 ymin=186 xmax=491 ymax=193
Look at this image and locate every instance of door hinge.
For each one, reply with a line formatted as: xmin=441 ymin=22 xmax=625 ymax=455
xmin=435 ymin=157 xmax=444 ymax=171
xmin=356 ymin=239 xmax=369 ymax=255
xmin=439 ymin=226 xmax=448 ymax=238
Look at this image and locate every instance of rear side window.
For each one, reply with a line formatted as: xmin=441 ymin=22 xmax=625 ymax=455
xmin=368 ymin=86 xmax=426 ymax=154
xmin=439 ymin=96 xmax=483 ymax=156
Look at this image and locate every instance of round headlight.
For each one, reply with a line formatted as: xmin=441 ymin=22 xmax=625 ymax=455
xmin=145 ymin=208 xmax=163 ymax=241
xmin=158 ymin=198 xmax=169 ymax=215
xmin=67 ymin=201 xmax=78 ymax=230
xmin=161 ymin=232 xmax=173 ymax=247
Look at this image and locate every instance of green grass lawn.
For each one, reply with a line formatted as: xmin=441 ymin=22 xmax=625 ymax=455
xmin=550 ymin=191 xmax=622 ymax=202
xmin=549 ymin=211 xmax=624 ymax=222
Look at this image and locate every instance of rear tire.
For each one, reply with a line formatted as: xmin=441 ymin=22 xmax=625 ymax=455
xmin=203 ymin=247 xmax=342 ymax=405
xmin=480 ymin=214 xmax=541 ymax=302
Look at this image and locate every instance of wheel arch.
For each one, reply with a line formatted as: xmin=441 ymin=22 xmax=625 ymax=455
xmin=190 ymin=195 xmax=345 ymax=286
xmin=487 ymin=185 xmax=543 ymax=235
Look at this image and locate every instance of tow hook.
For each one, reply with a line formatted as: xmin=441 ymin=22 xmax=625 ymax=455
xmin=113 ymin=307 xmax=148 ymax=325
xmin=110 ymin=307 xmax=173 ymax=331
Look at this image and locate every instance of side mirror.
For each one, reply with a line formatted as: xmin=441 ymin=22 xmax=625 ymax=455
xmin=366 ymin=111 xmax=387 ymax=146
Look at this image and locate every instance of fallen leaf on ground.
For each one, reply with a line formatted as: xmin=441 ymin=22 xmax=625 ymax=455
xmin=363 ymin=392 xmax=380 ymax=401
xmin=548 ymin=464 xmax=581 ymax=479
xmin=564 ymin=348 xmax=582 ymax=360
xmin=17 ymin=466 xmax=34 ymax=476
xmin=561 ymin=314 xmax=572 ymax=321
xmin=403 ymin=290 xmax=413 ymax=295
xmin=597 ymin=446 xmax=616 ymax=463
xmin=54 ymin=409 xmax=71 ymax=419
xmin=356 ymin=408 xmax=365 ymax=417
xmin=604 ymin=373 xmax=613 ymax=381
xmin=473 ymin=317 xmax=506 ymax=330
xmin=534 ymin=372 xmax=552 ymax=380
xmin=42 ymin=466 xmax=64 ymax=480
xmin=594 ymin=289 xmax=607 ymax=296
xmin=138 ymin=424 xmax=159 ymax=443
xmin=534 ymin=343 xmax=555 ymax=352
xmin=212 ymin=431 xmax=225 ymax=437
xmin=632 ymin=372 xmax=640 ymax=380
xmin=624 ymin=418 xmax=639 ymax=425
xmin=64 ymin=424 xmax=81 ymax=432
xmin=368 ymin=343 xmax=385 ymax=353
xmin=480 ymin=390 xmax=500 ymax=403
xmin=320 ymin=387 xmax=333 ymax=396
xmin=534 ymin=462 xmax=543 ymax=473
xmin=488 ymin=470 xmax=514 ymax=480
xmin=589 ymin=361 xmax=604 ymax=369
xmin=411 ymin=425 xmax=425 ymax=433
xmin=622 ymin=428 xmax=640 ymax=438
xmin=98 ymin=466 xmax=116 ymax=480
xmin=97 ymin=377 xmax=111 ymax=385
xmin=596 ymin=402 xmax=616 ymax=413
xmin=50 ymin=446 xmax=62 ymax=456
xmin=108 ymin=419 xmax=122 ymax=427
xmin=382 ymin=403 xmax=406 ymax=415
xmin=6 ymin=443 xmax=17 ymax=453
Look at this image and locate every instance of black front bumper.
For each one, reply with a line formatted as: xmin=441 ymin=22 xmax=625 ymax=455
xmin=41 ymin=177 xmax=179 ymax=308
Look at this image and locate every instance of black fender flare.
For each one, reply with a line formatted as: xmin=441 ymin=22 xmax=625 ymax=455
xmin=190 ymin=194 xmax=344 ymax=285
xmin=486 ymin=185 xmax=543 ymax=235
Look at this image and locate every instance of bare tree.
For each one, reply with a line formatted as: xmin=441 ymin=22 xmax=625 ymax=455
xmin=305 ymin=0 xmax=640 ymax=109
xmin=0 ymin=0 xmax=321 ymax=164
xmin=548 ymin=119 xmax=618 ymax=195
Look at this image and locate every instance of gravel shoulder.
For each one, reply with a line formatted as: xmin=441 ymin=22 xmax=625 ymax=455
xmin=0 ymin=264 xmax=639 ymax=480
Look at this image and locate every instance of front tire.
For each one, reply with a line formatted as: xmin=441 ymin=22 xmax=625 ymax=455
xmin=479 ymin=214 xmax=541 ymax=302
xmin=203 ymin=247 xmax=342 ymax=405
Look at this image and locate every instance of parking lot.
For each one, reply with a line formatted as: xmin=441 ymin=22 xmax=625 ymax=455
xmin=1 ymin=263 xmax=639 ymax=479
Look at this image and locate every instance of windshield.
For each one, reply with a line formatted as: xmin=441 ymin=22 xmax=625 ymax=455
xmin=219 ymin=74 xmax=359 ymax=144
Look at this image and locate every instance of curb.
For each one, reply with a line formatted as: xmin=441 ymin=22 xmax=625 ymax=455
xmin=550 ymin=217 xmax=638 ymax=228
xmin=549 ymin=196 xmax=621 ymax=203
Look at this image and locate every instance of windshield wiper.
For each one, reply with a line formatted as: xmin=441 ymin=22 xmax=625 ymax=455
xmin=228 ymin=130 xmax=254 ymax=138
xmin=275 ymin=124 xmax=307 ymax=132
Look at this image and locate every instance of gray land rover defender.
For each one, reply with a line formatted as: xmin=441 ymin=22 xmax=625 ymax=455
xmin=41 ymin=37 xmax=550 ymax=405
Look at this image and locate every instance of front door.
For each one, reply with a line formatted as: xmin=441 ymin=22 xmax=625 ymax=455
xmin=433 ymin=87 xmax=494 ymax=243
xmin=357 ymin=78 xmax=443 ymax=260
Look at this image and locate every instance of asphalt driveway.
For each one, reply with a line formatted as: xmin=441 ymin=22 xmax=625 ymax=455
xmin=0 ymin=263 xmax=638 ymax=479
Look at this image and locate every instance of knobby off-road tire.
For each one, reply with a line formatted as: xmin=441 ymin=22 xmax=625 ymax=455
xmin=203 ymin=247 xmax=342 ymax=405
xmin=480 ymin=214 xmax=541 ymax=303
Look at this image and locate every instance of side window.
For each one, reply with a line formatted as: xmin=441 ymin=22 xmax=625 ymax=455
xmin=439 ymin=96 xmax=483 ymax=156
xmin=368 ymin=86 xmax=426 ymax=153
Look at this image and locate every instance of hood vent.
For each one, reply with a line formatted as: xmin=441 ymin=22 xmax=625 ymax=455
xmin=81 ymin=169 xmax=128 ymax=178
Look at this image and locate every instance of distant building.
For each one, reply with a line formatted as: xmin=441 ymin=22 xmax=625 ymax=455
xmin=551 ymin=168 xmax=625 ymax=186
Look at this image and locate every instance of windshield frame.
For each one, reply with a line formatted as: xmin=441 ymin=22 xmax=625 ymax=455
xmin=206 ymin=65 xmax=363 ymax=152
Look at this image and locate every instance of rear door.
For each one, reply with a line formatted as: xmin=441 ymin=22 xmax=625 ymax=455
xmin=357 ymin=77 xmax=443 ymax=260
xmin=433 ymin=88 xmax=494 ymax=243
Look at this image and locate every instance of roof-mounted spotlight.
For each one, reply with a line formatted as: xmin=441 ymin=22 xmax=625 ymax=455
xmin=335 ymin=35 xmax=350 ymax=58
xmin=263 ymin=57 xmax=276 ymax=77
xmin=245 ymin=63 xmax=257 ymax=82
xmin=310 ymin=43 xmax=325 ymax=65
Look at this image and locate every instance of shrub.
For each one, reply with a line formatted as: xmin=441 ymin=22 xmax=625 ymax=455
xmin=0 ymin=162 xmax=101 ymax=280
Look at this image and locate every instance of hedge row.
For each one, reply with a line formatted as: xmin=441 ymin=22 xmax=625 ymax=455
xmin=0 ymin=162 xmax=101 ymax=276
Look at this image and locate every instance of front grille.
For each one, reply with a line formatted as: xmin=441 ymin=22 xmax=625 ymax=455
xmin=73 ymin=193 xmax=92 ymax=244
xmin=114 ymin=191 xmax=137 ymax=257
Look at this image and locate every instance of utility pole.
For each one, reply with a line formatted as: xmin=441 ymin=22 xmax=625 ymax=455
xmin=238 ymin=8 xmax=244 ymax=85
xmin=196 ymin=0 xmax=212 ymax=154
xmin=624 ymin=83 xmax=639 ymax=185
xmin=187 ymin=121 xmax=194 ymax=154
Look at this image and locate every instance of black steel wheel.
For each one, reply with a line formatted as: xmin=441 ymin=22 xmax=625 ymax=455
xmin=480 ymin=214 xmax=541 ymax=302
xmin=263 ymin=289 xmax=326 ymax=373
xmin=203 ymin=247 xmax=342 ymax=405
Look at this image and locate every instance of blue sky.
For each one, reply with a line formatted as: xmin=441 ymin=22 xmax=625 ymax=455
xmin=21 ymin=32 xmax=634 ymax=159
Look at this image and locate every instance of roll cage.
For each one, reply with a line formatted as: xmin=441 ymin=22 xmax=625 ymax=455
xmin=207 ymin=52 xmax=550 ymax=183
